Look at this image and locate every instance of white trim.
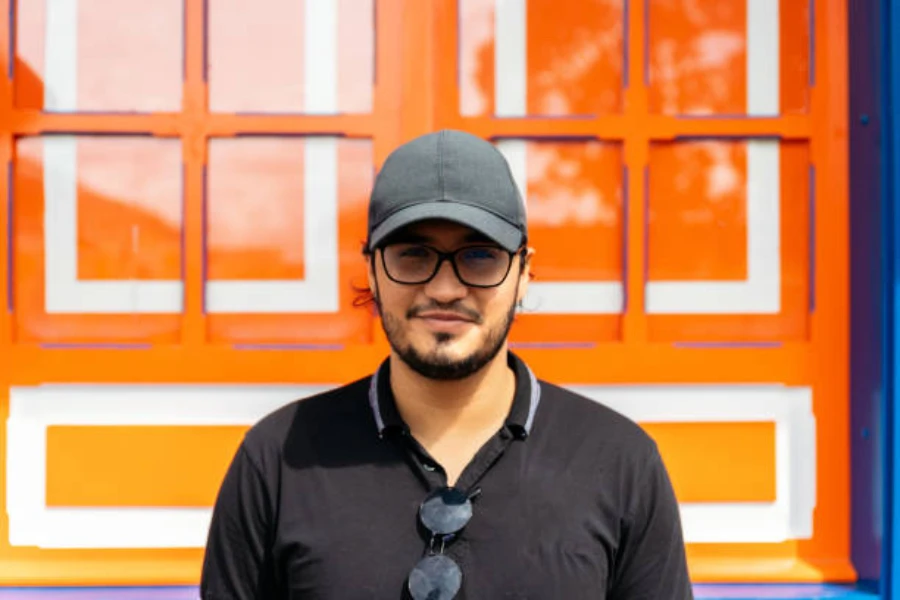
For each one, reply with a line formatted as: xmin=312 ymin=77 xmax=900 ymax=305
xmin=645 ymin=139 xmax=781 ymax=314
xmin=496 ymin=139 xmax=624 ymax=314
xmin=43 ymin=136 xmax=184 ymax=314
xmin=7 ymin=383 xmax=814 ymax=548
xmin=7 ymin=384 xmax=330 ymax=549
xmin=205 ymin=137 xmax=340 ymax=313
xmin=304 ymin=0 xmax=337 ymax=114
xmin=747 ymin=0 xmax=780 ymax=116
xmin=572 ymin=384 xmax=816 ymax=543
xmin=494 ymin=0 xmax=527 ymax=117
xmin=44 ymin=0 xmax=78 ymax=112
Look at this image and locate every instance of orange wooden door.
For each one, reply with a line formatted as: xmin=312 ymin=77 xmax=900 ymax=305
xmin=0 ymin=0 xmax=851 ymax=586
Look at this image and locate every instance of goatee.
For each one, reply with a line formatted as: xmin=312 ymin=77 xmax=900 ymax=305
xmin=375 ymin=297 xmax=517 ymax=381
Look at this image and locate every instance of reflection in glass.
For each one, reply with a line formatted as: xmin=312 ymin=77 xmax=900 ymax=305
xmin=647 ymin=0 xmax=810 ymax=115
xmin=16 ymin=0 xmax=183 ymax=111
xmin=12 ymin=135 xmax=183 ymax=343
xmin=460 ymin=0 xmax=623 ymax=116
xmin=207 ymin=138 xmax=307 ymax=281
xmin=523 ymin=140 xmax=622 ymax=281
xmin=208 ymin=0 xmax=374 ymax=114
xmin=648 ymin=140 xmax=748 ymax=281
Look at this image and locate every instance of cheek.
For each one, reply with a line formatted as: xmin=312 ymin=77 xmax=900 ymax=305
xmin=375 ymin=281 xmax=416 ymax=317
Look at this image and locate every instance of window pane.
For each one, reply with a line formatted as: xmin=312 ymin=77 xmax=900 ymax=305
xmin=208 ymin=0 xmax=374 ymax=114
xmin=16 ymin=0 xmax=183 ymax=112
xmin=459 ymin=0 xmax=624 ymax=117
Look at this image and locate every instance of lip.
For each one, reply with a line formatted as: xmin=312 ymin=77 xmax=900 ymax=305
xmin=415 ymin=311 xmax=474 ymax=322
xmin=414 ymin=311 xmax=476 ymax=332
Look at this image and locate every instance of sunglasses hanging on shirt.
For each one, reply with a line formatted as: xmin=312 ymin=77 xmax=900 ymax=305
xmin=407 ymin=486 xmax=481 ymax=600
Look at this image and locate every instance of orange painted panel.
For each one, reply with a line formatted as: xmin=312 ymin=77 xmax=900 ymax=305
xmin=15 ymin=0 xmax=183 ymax=111
xmin=509 ymin=139 xmax=623 ymax=344
xmin=647 ymin=0 xmax=810 ymax=115
xmin=12 ymin=135 xmax=184 ymax=344
xmin=525 ymin=140 xmax=623 ymax=281
xmin=458 ymin=0 xmax=623 ymax=116
xmin=648 ymin=140 xmax=748 ymax=281
xmin=207 ymin=0 xmax=374 ymax=113
xmin=647 ymin=141 xmax=810 ymax=342
xmin=206 ymin=138 xmax=375 ymax=345
xmin=75 ymin=137 xmax=183 ymax=281
xmin=46 ymin=425 xmax=248 ymax=507
xmin=207 ymin=137 xmax=307 ymax=281
xmin=643 ymin=421 xmax=776 ymax=503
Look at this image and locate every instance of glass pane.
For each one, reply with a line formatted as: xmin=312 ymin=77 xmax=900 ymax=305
xmin=13 ymin=135 xmax=183 ymax=343
xmin=206 ymin=136 xmax=374 ymax=344
xmin=647 ymin=0 xmax=810 ymax=115
xmin=459 ymin=0 xmax=624 ymax=117
xmin=497 ymin=138 xmax=624 ymax=344
xmin=208 ymin=0 xmax=374 ymax=114
xmin=15 ymin=0 xmax=183 ymax=112
xmin=646 ymin=139 xmax=810 ymax=341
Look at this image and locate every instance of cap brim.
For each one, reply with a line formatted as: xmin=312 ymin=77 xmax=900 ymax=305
xmin=368 ymin=202 xmax=523 ymax=252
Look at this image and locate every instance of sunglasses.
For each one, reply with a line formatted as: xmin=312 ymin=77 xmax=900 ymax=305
xmin=407 ymin=486 xmax=480 ymax=600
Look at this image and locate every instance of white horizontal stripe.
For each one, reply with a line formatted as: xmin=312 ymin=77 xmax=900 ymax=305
xmin=524 ymin=282 xmax=623 ymax=314
xmin=7 ymin=383 xmax=814 ymax=547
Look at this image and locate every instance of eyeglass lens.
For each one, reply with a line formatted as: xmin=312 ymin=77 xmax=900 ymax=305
xmin=407 ymin=487 xmax=474 ymax=600
xmin=383 ymin=244 xmax=512 ymax=286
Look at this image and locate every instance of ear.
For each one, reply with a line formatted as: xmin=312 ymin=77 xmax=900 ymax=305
xmin=515 ymin=247 xmax=535 ymax=305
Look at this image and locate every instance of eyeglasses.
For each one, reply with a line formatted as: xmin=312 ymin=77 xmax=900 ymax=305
xmin=407 ymin=486 xmax=478 ymax=600
xmin=380 ymin=243 xmax=519 ymax=288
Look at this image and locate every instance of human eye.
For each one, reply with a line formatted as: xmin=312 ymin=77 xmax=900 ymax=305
xmin=460 ymin=246 xmax=502 ymax=262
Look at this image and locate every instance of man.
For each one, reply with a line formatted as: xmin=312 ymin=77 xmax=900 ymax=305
xmin=200 ymin=129 xmax=693 ymax=599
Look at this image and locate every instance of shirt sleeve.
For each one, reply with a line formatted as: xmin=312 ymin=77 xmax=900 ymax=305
xmin=609 ymin=445 xmax=694 ymax=600
xmin=200 ymin=443 xmax=277 ymax=600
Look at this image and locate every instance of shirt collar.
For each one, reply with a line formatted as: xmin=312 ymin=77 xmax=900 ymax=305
xmin=367 ymin=351 xmax=542 ymax=440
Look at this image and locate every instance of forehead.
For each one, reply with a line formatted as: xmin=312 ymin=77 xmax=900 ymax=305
xmin=389 ymin=219 xmax=495 ymax=246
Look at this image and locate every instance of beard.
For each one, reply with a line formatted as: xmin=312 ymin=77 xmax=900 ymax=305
xmin=374 ymin=295 xmax=517 ymax=381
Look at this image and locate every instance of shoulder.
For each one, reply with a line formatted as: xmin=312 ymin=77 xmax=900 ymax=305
xmin=535 ymin=379 xmax=658 ymax=456
xmin=532 ymin=380 xmax=666 ymax=502
xmin=237 ymin=376 xmax=374 ymax=473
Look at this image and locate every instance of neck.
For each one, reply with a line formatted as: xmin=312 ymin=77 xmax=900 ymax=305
xmin=389 ymin=348 xmax=516 ymax=447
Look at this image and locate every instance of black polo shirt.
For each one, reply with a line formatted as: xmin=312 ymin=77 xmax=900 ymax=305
xmin=200 ymin=352 xmax=693 ymax=599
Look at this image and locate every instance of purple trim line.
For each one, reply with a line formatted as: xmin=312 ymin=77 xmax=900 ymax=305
xmin=809 ymin=163 xmax=817 ymax=312
xmin=622 ymin=164 xmax=629 ymax=311
xmin=808 ymin=0 xmax=816 ymax=86
xmin=200 ymin=163 xmax=207 ymax=314
xmin=622 ymin=0 xmax=629 ymax=88
xmin=0 ymin=588 xmax=198 ymax=600
xmin=7 ymin=159 xmax=13 ymax=313
xmin=8 ymin=0 xmax=14 ymax=79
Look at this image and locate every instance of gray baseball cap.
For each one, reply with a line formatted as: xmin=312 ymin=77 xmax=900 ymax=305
xmin=366 ymin=129 xmax=528 ymax=253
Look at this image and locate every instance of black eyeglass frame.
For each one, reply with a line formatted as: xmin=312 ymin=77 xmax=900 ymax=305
xmin=377 ymin=243 xmax=526 ymax=289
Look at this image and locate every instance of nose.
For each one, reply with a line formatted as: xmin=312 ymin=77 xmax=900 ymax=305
xmin=423 ymin=258 xmax=468 ymax=303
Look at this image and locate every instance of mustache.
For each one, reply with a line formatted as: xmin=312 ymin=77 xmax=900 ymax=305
xmin=406 ymin=302 xmax=482 ymax=323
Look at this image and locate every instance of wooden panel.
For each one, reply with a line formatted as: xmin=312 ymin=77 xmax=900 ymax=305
xmin=644 ymin=421 xmax=776 ymax=503
xmin=46 ymin=426 xmax=248 ymax=508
